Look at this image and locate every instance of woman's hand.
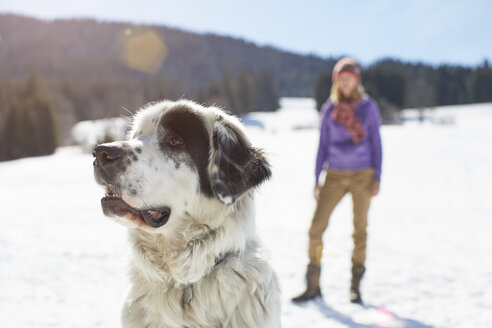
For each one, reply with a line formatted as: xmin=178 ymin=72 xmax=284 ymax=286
xmin=370 ymin=181 xmax=380 ymax=196
xmin=314 ymin=184 xmax=322 ymax=201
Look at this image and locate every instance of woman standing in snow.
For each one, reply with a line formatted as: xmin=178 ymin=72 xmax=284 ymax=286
xmin=292 ymin=57 xmax=382 ymax=304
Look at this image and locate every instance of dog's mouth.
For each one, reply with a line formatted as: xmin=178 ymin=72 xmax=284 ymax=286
xmin=102 ymin=187 xmax=171 ymax=228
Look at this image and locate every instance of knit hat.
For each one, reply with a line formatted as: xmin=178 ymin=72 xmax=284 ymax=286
xmin=332 ymin=57 xmax=361 ymax=82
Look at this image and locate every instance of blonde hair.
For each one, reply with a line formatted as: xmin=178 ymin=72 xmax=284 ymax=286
xmin=329 ymin=82 xmax=365 ymax=105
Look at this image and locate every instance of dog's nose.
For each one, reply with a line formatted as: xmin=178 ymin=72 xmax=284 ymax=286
xmin=93 ymin=144 xmax=124 ymax=167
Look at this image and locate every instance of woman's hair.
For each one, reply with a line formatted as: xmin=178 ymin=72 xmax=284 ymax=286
xmin=329 ymin=82 xmax=365 ymax=105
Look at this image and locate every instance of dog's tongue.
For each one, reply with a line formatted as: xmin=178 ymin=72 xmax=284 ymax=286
xmin=141 ymin=207 xmax=171 ymax=228
xmin=148 ymin=210 xmax=163 ymax=219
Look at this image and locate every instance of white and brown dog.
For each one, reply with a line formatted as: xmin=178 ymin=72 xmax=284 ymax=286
xmin=93 ymin=100 xmax=280 ymax=328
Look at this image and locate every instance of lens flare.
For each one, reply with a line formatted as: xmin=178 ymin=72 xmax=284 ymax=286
xmin=123 ymin=29 xmax=168 ymax=73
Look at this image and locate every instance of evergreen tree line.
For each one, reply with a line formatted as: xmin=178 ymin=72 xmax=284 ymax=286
xmin=2 ymin=59 xmax=492 ymax=160
xmin=314 ymin=59 xmax=492 ymax=122
xmin=0 ymin=74 xmax=59 ymax=161
xmin=49 ymin=69 xmax=278 ymax=139
xmin=196 ymin=70 xmax=279 ymax=115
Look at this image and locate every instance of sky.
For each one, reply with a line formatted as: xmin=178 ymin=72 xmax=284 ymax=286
xmin=0 ymin=0 xmax=491 ymax=66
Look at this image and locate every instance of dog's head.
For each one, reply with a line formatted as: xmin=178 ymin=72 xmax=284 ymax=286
xmin=93 ymin=100 xmax=271 ymax=232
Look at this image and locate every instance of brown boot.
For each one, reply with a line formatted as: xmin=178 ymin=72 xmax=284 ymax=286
xmin=350 ymin=264 xmax=365 ymax=304
xmin=292 ymin=264 xmax=322 ymax=303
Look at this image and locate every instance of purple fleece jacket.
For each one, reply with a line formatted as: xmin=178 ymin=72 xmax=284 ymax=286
xmin=315 ymin=95 xmax=382 ymax=183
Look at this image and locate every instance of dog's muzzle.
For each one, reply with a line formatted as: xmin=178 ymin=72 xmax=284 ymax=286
xmin=93 ymin=144 xmax=171 ymax=229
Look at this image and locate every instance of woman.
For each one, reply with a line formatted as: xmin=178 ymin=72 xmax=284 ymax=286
xmin=292 ymin=57 xmax=382 ymax=304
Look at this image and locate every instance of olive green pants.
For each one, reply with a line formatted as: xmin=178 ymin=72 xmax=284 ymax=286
xmin=308 ymin=169 xmax=374 ymax=267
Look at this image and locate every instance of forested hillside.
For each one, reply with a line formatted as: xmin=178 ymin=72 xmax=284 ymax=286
xmin=1 ymin=13 xmax=491 ymax=151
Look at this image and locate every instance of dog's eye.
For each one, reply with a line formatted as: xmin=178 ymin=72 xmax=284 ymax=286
xmin=169 ymin=136 xmax=183 ymax=147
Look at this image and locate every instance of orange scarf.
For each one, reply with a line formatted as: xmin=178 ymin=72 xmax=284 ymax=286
xmin=331 ymin=100 xmax=365 ymax=144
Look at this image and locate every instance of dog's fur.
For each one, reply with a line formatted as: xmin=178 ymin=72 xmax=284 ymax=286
xmin=93 ymin=100 xmax=280 ymax=328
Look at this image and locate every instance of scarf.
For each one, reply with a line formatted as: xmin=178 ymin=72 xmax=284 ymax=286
xmin=331 ymin=99 xmax=365 ymax=144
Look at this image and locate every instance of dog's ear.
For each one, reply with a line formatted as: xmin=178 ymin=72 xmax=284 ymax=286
xmin=210 ymin=120 xmax=271 ymax=205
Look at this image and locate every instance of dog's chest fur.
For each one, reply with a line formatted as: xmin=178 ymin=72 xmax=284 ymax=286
xmin=122 ymin=228 xmax=280 ymax=328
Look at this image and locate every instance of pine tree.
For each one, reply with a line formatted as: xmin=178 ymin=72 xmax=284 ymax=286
xmin=314 ymin=70 xmax=332 ymax=111
xmin=0 ymin=73 xmax=59 ymax=161
xmin=236 ymin=71 xmax=256 ymax=114
xmin=469 ymin=68 xmax=492 ymax=103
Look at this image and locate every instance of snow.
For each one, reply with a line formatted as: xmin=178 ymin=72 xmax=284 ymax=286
xmin=71 ymin=117 xmax=130 ymax=152
xmin=1 ymin=99 xmax=492 ymax=327
xmin=243 ymin=97 xmax=319 ymax=132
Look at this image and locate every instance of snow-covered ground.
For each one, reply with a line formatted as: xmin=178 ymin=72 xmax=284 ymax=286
xmin=1 ymin=99 xmax=491 ymax=327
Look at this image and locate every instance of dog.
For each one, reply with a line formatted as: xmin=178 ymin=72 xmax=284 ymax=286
xmin=92 ymin=100 xmax=281 ymax=328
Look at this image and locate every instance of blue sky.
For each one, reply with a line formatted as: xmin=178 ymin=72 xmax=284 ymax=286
xmin=1 ymin=0 xmax=490 ymax=66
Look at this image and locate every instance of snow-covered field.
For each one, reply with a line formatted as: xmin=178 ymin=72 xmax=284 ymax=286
xmin=1 ymin=99 xmax=491 ymax=327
